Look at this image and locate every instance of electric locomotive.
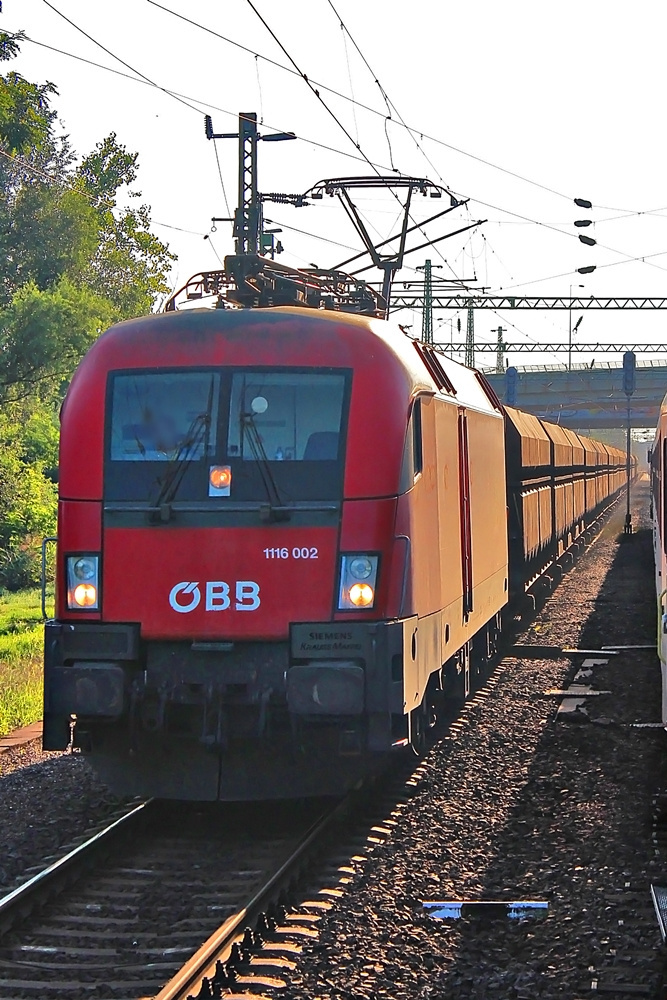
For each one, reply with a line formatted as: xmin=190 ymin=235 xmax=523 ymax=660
xmin=43 ymin=251 xmax=630 ymax=801
xmin=43 ymin=304 xmax=510 ymax=799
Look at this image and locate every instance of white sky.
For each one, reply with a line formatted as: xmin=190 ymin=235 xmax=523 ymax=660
xmin=5 ymin=0 xmax=667 ymax=367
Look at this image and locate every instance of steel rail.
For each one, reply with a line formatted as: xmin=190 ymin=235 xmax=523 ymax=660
xmin=154 ymin=794 xmax=352 ymax=1000
xmin=0 ymin=799 xmax=152 ymax=935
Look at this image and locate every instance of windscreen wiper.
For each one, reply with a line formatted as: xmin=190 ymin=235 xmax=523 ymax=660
xmin=152 ymin=379 xmax=216 ymax=521
xmin=151 ymin=415 xmax=208 ymax=521
xmin=241 ymin=411 xmax=291 ymax=522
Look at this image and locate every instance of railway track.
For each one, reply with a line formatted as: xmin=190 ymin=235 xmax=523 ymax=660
xmin=0 ymin=745 xmax=436 ymax=1000
xmin=0 ymin=795 xmax=356 ymax=1000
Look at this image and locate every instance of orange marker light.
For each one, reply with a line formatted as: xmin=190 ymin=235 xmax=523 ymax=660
xmin=73 ymin=583 xmax=97 ymax=608
xmin=209 ymin=465 xmax=232 ymax=490
xmin=349 ymin=583 xmax=374 ymax=608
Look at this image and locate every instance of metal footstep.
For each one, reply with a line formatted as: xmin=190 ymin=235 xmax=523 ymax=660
xmin=650 ymin=884 xmax=667 ymax=942
xmin=423 ymin=900 xmax=548 ymax=921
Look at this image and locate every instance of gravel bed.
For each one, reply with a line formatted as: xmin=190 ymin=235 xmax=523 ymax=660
xmin=0 ymin=743 xmax=126 ymax=894
xmin=287 ymin=484 xmax=667 ymax=999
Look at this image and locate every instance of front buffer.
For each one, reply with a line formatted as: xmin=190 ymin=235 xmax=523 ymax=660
xmin=43 ymin=616 xmax=410 ymax=800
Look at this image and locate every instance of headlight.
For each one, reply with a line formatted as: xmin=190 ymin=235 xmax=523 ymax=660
xmin=73 ymin=583 xmax=97 ymax=608
xmin=72 ymin=557 xmax=96 ymax=581
xmin=349 ymin=557 xmax=373 ymax=580
xmin=338 ymin=554 xmax=379 ymax=610
xmin=67 ymin=555 xmax=100 ymax=610
xmin=349 ymin=582 xmax=374 ymax=607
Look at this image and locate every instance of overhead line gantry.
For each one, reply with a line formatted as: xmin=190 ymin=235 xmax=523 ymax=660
xmin=433 ymin=342 xmax=667 ymax=354
xmin=387 ymin=294 xmax=667 ymax=311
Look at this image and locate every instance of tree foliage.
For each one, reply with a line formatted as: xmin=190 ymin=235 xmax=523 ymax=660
xmin=0 ymin=400 xmax=58 ymax=590
xmin=0 ymin=70 xmax=57 ymax=156
xmin=77 ymin=134 xmax=175 ymax=317
xmin=0 ymin=184 xmax=99 ymax=304
xmin=0 ymin=32 xmax=174 ymax=401
xmin=0 ymin=278 xmax=114 ymax=400
xmin=0 ymin=33 xmax=176 ymax=583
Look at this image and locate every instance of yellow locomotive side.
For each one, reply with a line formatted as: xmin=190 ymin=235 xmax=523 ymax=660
xmin=396 ymin=372 xmax=509 ymax=717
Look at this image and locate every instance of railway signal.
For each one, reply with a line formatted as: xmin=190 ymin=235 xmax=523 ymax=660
xmin=623 ymin=350 xmax=636 ymax=535
xmin=623 ymin=350 xmax=637 ymax=396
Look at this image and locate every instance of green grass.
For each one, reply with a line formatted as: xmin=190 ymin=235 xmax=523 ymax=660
xmin=0 ymin=587 xmax=49 ymax=633
xmin=0 ymin=588 xmax=50 ymax=737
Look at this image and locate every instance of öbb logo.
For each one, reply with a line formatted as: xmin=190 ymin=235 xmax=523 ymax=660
xmin=169 ymin=581 xmax=261 ymax=614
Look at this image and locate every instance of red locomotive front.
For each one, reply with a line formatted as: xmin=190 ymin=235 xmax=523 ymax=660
xmin=44 ymin=308 xmax=425 ymax=798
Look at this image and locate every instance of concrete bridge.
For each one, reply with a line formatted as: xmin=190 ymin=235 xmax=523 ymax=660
xmin=484 ymin=360 xmax=667 ymax=429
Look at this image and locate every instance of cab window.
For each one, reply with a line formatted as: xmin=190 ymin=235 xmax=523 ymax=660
xmin=399 ymin=398 xmax=423 ymax=493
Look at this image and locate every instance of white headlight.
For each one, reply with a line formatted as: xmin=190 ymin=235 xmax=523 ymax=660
xmin=67 ymin=555 xmax=100 ymax=610
xmin=338 ymin=554 xmax=379 ymax=610
xmin=349 ymin=557 xmax=373 ymax=580
xmin=72 ymin=557 xmax=97 ymax=581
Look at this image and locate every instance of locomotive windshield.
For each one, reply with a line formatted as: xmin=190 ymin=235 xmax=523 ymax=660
xmin=227 ymin=372 xmax=345 ymax=462
xmin=105 ymin=367 xmax=350 ymax=505
xmin=109 ymin=371 xmax=220 ymax=462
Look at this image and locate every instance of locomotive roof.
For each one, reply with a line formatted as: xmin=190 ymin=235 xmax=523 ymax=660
xmin=74 ymin=306 xmax=501 ymax=417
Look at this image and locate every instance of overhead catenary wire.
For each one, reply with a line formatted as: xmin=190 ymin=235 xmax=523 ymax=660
xmin=471 ymin=194 xmax=667 ymax=276
xmin=144 ymin=0 xmax=665 ymax=285
xmin=16 ymin=34 xmax=405 ymax=175
xmin=152 ymin=221 xmax=207 ymax=236
xmin=142 ymin=0 xmax=597 ymax=210
xmin=41 ymin=0 xmax=200 ymax=114
xmin=139 ymin=0 xmax=468 ymax=283
xmin=338 ymin=17 xmax=360 ymax=148
xmin=157 ymin=213 xmax=417 ymax=276
xmin=205 ymin=235 xmax=225 ymax=267
xmin=486 ymin=246 xmax=667 ymax=294
xmin=143 ymin=0 xmax=667 ymax=218
xmin=147 ymin=0 xmax=430 ymax=178
xmin=243 ymin=0 xmax=398 ymax=184
xmin=20 ymin=23 xmax=660 ymax=283
xmin=38 ymin=4 xmax=232 ymax=211
xmin=0 ymin=146 xmax=57 ymax=183
xmin=324 ymin=0 xmax=451 ymax=189
xmin=480 ymin=233 xmax=514 ymax=283
xmin=16 ymin=25 xmax=449 ymax=275
xmin=243 ymin=0 xmax=473 ymax=285
xmin=483 ymin=208 xmax=667 ymax=224
xmin=254 ymin=54 xmax=265 ymax=125
xmin=188 ymin=2 xmax=469 ymax=281
xmin=18 ymin=19 xmax=664 ymax=286
xmin=265 ymin=217 xmax=359 ymax=254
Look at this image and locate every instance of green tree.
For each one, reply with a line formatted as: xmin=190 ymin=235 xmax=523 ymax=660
xmin=0 ymin=184 xmax=99 ymax=305
xmin=0 ymin=406 xmax=58 ymax=590
xmin=19 ymin=405 xmax=60 ymax=474
xmin=0 ymin=32 xmax=175 ymax=582
xmin=78 ymin=134 xmax=174 ymax=317
xmin=0 ymin=31 xmax=57 ymax=157
xmin=0 ymin=277 xmax=114 ymax=402
xmin=0 ymin=32 xmax=174 ymax=401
